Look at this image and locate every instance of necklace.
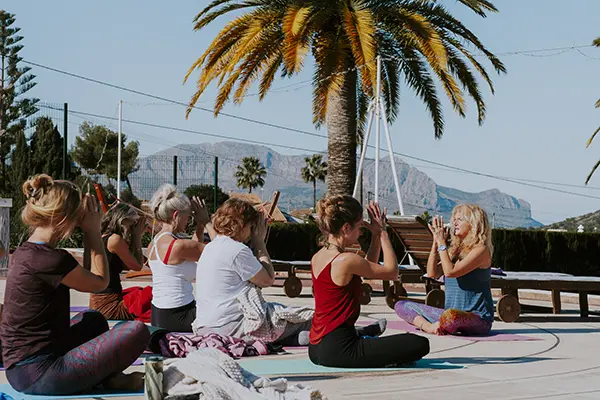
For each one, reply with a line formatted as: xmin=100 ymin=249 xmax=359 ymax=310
xmin=325 ymin=242 xmax=345 ymax=253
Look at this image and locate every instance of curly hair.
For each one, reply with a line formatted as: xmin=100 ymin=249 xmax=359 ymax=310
xmin=315 ymin=195 xmax=363 ymax=245
xmin=212 ymin=198 xmax=260 ymax=237
xmin=448 ymin=204 xmax=493 ymax=261
xmin=21 ymin=174 xmax=82 ymax=239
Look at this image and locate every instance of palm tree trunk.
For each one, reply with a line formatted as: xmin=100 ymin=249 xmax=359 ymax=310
xmin=249 ymin=186 xmax=252 ymax=194
xmin=313 ymin=179 xmax=316 ymax=210
xmin=326 ymin=66 xmax=357 ymax=196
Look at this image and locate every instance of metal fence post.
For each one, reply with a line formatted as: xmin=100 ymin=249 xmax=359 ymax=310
xmin=214 ymin=156 xmax=218 ymax=212
xmin=173 ymin=155 xmax=178 ymax=186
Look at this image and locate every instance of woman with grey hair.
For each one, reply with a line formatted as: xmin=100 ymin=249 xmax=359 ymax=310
xmin=148 ymin=184 xmax=215 ymax=332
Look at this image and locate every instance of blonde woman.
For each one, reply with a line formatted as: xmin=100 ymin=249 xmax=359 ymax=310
xmin=395 ymin=204 xmax=494 ymax=335
xmin=148 ymin=184 xmax=215 ymax=332
xmin=0 ymin=175 xmax=148 ymax=395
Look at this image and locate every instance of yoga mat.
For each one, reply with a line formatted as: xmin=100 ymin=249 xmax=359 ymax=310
xmin=237 ymin=357 xmax=463 ymax=376
xmin=367 ymin=319 xmax=541 ymax=341
xmin=0 ymin=384 xmax=143 ymax=400
xmin=69 ymin=306 xmax=89 ymax=313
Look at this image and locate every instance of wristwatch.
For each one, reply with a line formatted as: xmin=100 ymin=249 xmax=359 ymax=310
xmin=437 ymin=245 xmax=447 ymax=252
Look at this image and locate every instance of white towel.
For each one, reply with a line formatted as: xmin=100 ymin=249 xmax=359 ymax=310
xmin=162 ymin=348 xmax=325 ymax=400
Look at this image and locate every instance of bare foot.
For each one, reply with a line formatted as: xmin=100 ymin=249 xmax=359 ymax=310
xmin=420 ymin=321 xmax=439 ymax=334
xmin=104 ymin=372 xmax=144 ymax=392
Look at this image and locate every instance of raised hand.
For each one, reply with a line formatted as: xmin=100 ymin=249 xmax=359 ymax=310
xmin=364 ymin=201 xmax=387 ymax=235
xmin=428 ymin=215 xmax=447 ymax=247
xmin=79 ymin=194 xmax=103 ymax=233
xmin=191 ymin=196 xmax=210 ymax=225
xmin=251 ymin=210 xmax=269 ymax=244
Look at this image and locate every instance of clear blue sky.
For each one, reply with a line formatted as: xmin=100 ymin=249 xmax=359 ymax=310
xmin=4 ymin=0 xmax=600 ymax=224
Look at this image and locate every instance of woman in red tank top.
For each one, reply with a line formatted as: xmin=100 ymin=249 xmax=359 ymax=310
xmin=309 ymin=196 xmax=430 ymax=368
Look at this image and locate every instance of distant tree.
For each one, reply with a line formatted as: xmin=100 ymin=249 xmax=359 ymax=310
xmin=234 ymin=156 xmax=266 ymax=193
xmin=421 ymin=210 xmax=433 ymax=224
xmin=29 ymin=117 xmax=79 ymax=180
xmin=586 ymin=36 xmax=600 ymax=184
xmin=184 ymin=184 xmax=229 ymax=213
xmin=0 ymin=11 xmax=39 ymax=194
xmin=301 ymin=154 xmax=327 ymax=210
xmin=71 ymin=122 xmax=140 ymax=193
xmin=10 ymin=129 xmax=29 ymax=210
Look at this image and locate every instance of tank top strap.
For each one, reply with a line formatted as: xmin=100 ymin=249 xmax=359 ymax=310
xmin=313 ymin=252 xmax=344 ymax=280
xmin=152 ymin=232 xmax=177 ymax=263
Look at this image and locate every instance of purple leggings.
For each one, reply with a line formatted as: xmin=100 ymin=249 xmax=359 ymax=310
xmin=6 ymin=310 xmax=150 ymax=395
xmin=395 ymin=301 xmax=492 ymax=335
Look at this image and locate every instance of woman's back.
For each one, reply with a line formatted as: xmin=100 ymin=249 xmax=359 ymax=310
xmin=310 ymin=252 xmax=362 ymax=344
xmin=149 ymin=232 xmax=196 ymax=309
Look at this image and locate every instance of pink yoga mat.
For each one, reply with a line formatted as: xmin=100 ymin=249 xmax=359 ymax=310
xmin=358 ymin=319 xmax=541 ymax=341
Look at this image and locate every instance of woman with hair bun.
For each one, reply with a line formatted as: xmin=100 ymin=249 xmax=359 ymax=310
xmin=148 ymin=184 xmax=215 ymax=332
xmin=309 ymin=195 xmax=430 ymax=368
xmin=0 ymin=175 xmax=149 ymax=395
xmin=395 ymin=204 xmax=495 ymax=336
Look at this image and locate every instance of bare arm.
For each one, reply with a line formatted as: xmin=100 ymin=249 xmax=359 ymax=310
xmin=347 ymin=231 xmax=398 ymax=281
xmin=62 ymin=195 xmax=109 ymax=292
xmin=426 ymin=240 xmax=443 ymax=279
xmin=107 ymin=234 xmax=143 ymax=271
xmin=248 ymin=212 xmax=275 ymax=287
xmin=439 ymin=246 xmax=490 ymax=278
xmin=365 ymin=232 xmax=381 ymax=263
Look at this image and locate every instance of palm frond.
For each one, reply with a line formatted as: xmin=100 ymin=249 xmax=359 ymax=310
xmin=356 ymin=77 xmax=370 ymax=142
xmin=193 ymin=1 xmax=261 ymax=31
xmin=312 ymin=30 xmax=349 ymax=127
xmin=282 ymin=5 xmax=313 ymax=73
xmin=593 ymin=37 xmax=600 ymax=47
xmin=258 ymin=54 xmax=284 ymax=100
xmin=398 ymin=46 xmax=444 ymax=138
xmin=588 ymin=126 xmax=600 ymax=148
xmin=342 ymin=1 xmax=377 ymax=96
xmin=585 ymin=159 xmax=600 ymax=184
xmin=596 ymin=98 xmax=600 ymax=108
xmin=446 ymin=36 xmax=495 ymax=94
xmin=446 ymin=46 xmax=486 ymax=124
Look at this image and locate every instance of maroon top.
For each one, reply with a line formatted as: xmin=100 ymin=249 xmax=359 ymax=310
xmin=0 ymin=242 xmax=78 ymax=368
xmin=309 ymin=254 xmax=362 ymax=345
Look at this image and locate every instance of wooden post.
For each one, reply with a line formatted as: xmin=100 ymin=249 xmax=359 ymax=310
xmin=551 ymin=289 xmax=562 ymax=314
xmin=579 ymin=292 xmax=589 ymax=318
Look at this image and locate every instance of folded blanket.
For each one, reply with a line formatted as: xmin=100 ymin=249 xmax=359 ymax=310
xmin=123 ymin=285 xmax=153 ymax=322
xmin=236 ymin=285 xmax=314 ymax=342
xmin=159 ymin=332 xmax=269 ymax=359
xmin=162 ymin=348 xmax=324 ymax=400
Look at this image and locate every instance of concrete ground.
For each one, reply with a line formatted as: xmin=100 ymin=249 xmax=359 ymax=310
xmin=1 ymin=278 xmax=599 ymax=400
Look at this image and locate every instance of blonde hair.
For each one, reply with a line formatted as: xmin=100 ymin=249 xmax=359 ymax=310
xmin=212 ymin=198 xmax=259 ymax=237
xmin=21 ymin=174 xmax=82 ymax=239
xmin=448 ymin=204 xmax=493 ymax=261
xmin=149 ymin=184 xmax=190 ymax=223
xmin=316 ymin=195 xmax=363 ymax=245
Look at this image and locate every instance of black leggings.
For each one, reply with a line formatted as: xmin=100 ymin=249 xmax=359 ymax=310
xmin=309 ymin=324 xmax=430 ymax=368
xmin=151 ymin=301 xmax=196 ymax=332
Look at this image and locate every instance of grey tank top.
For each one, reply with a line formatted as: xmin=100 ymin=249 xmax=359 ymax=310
xmin=444 ymin=267 xmax=494 ymax=322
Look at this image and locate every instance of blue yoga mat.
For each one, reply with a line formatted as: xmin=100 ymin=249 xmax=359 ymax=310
xmin=0 ymin=384 xmax=143 ymax=400
xmin=237 ymin=357 xmax=463 ymax=375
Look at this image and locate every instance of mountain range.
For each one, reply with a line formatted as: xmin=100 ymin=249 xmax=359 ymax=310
xmin=128 ymin=141 xmax=542 ymax=228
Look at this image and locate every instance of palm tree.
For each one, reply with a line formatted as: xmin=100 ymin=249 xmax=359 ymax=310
xmin=185 ymin=0 xmax=505 ymax=195
xmin=586 ymin=37 xmax=600 ymax=184
xmin=235 ymin=156 xmax=267 ymax=193
xmin=301 ymin=154 xmax=327 ymax=209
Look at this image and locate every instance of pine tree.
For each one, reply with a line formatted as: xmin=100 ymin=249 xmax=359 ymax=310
xmin=10 ymin=128 xmax=29 ymax=208
xmin=30 ymin=117 xmax=62 ymax=178
xmin=0 ymin=10 xmax=39 ymax=194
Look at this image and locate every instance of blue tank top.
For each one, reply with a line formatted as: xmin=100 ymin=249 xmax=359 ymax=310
xmin=444 ymin=267 xmax=494 ymax=322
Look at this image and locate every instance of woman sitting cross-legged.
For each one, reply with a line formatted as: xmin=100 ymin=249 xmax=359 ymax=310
xmin=395 ymin=203 xmax=494 ymax=336
xmin=309 ymin=196 xmax=430 ymax=368
xmin=89 ymin=202 xmax=152 ymax=322
xmin=148 ymin=184 xmax=215 ymax=332
xmin=0 ymin=175 xmax=149 ymax=396
xmin=193 ymin=198 xmax=312 ymax=346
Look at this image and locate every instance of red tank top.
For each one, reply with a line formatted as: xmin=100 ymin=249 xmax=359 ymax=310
xmin=309 ymin=254 xmax=362 ymax=344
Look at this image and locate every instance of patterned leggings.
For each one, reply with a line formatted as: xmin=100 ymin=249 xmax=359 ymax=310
xmin=395 ymin=301 xmax=492 ymax=335
xmin=6 ymin=310 xmax=150 ymax=395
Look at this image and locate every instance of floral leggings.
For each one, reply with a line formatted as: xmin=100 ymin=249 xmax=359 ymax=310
xmin=395 ymin=300 xmax=492 ymax=335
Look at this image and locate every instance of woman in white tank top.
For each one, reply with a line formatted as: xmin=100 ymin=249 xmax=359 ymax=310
xmin=147 ymin=184 xmax=216 ymax=332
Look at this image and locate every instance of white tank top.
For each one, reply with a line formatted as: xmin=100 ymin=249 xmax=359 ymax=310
xmin=149 ymin=232 xmax=197 ymax=309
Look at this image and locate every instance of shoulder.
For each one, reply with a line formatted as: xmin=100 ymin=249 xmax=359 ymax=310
xmin=332 ymin=252 xmax=365 ymax=271
xmin=106 ymin=234 xmax=126 ymax=252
